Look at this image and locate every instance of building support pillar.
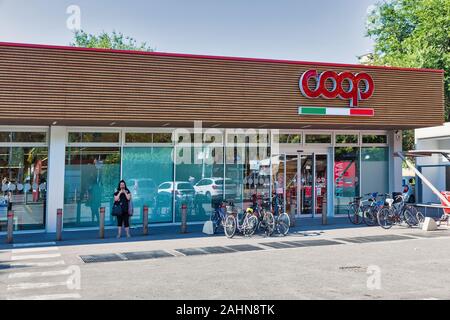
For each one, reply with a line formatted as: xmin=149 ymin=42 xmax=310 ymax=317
xmin=46 ymin=126 xmax=66 ymax=233
xmin=389 ymin=130 xmax=403 ymax=193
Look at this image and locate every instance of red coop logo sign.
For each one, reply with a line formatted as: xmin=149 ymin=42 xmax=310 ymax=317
xmin=298 ymin=70 xmax=375 ymax=117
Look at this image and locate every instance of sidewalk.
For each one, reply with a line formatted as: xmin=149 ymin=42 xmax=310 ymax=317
xmin=1 ymin=215 xmax=447 ymax=252
xmin=0 ymin=217 xmax=360 ymax=249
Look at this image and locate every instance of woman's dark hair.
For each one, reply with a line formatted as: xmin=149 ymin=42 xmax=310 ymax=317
xmin=117 ymin=180 xmax=128 ymax=191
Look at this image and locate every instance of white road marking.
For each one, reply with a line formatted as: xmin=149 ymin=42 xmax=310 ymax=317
xmin=9 ymin=260 xmax=66 ymax=268
xmin=8 ymin=293 xmax=81 ymax=300
xmin=11 ymin=253 xmax=61 ymax=261
xmin=9 ymin=269 xmax=73 ymax=279
xmin=12 ymin=247 xmax=59 ymax=254
xmin=13 ymin=242 xmax=56 ymax=248
xmin=7 ymin=281 xmax=68 ymax=291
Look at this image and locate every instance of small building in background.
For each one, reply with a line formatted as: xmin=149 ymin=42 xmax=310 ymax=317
xmin=415 ymin=123 xmax=450 ymax=204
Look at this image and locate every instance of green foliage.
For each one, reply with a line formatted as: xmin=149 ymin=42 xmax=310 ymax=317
xmin=366 ymin=0 xmax=450 ymax=122
xmin=71 ymin=30 xmax=153 ymax=52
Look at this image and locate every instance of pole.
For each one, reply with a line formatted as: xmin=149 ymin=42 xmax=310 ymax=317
xmin=143 ymin=205 xmax=149 ymax=236
xmin=6 ymin=210 xmax=13 ymax=244
xmin=99 ymin=207 xmax=105 ymax=239
xmin=395 ymin=152 xmax=450 ymax=208
xmin=56 ymin=208 xmax=63 ymax=241
xmin=289 ymin=192 xmax=296 ymax=227
xmin=322 ymin=192 xmax=328 ymax=225
xmin=181 ymin=203 xmax=188 ymax=233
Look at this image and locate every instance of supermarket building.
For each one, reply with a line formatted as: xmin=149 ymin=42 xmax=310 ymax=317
xmin=0 ymin=42 xmax=444 ymax=234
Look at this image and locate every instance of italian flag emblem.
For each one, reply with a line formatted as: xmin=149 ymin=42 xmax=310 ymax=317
xmin=299 ymin=107 xmax=375 ymax=117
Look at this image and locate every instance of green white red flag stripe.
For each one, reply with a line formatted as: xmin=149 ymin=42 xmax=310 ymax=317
xmin=298 ymin=106 xmax=375 ymax=117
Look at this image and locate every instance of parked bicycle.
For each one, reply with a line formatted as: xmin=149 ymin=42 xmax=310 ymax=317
xmin=377 ymin=193 xmax=420 ymax=229
xmin=224 ymin=207 xmax=258 ymax=238
xmin=362 ymin=192 xmax=387 ymax=226
xmin=251 ymin=198 xmax=276 ymax=236
xmin=272 ymin=194 xmax=291 ymax=236
xmin=211 ymin=201 xmax=229 ymax=234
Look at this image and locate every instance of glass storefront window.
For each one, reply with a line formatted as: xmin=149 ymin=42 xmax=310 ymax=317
xmin=334 ymin=147 xmax=360 ymax=215
xmin=122 ymin=147 xmax=174 ymax=224
xmin=361 ymin=147 xmax=389 ymax=195
xmin=0 ymin=147 xmax=48 ymax=231
xmin=125 ymin=133 xmax=173 ymax=144
xmin=68 ymin=132 xmax=120 ymax=144
xmin=0 ymin=132 xmax=47 ymax=143
xmin=362 ymin=135 xmax=387 ymax=144
xmin=335 ymin=134 xmax=358 ymax=144
xmin=276 ymin=134 xmax=302 ymax=144
xmin=225 ymin=142 xmax=271 ymax=214
xmin=64 ymin=147 xmax=121 ymax=228
xmin=175 ymin=144 xmax=225 ymax=222
xmin=305 ymin=134 xmax=332 ymax=144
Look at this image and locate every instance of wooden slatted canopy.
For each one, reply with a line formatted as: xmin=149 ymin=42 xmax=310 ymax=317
xmin=0 ymin=42 xmax=445 ymax=129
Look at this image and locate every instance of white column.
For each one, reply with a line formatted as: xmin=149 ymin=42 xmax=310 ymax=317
xmin=46 ymin=126 xmax=66 ymax=232
xmin=389 ymin=130 xmax=403 ymax=193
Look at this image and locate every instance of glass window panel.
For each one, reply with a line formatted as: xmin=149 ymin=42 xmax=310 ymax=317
xmin=122 ymin=147 xmax=174 ymax=224
xmin=361 ymin=147 xmax=389 ymax=196
xmin=175 ymin=145 xmax=225 ymax=223
xmin=68 ymin=132 xmax=120 ymax=144
xmin=225 ymin=141 xmax=271 ymax=214
xmin=362 ymin=135 xmax=387 ymax=144
xmin=336 ymin=134 xmax=358 ymax=144
xmin=0 ymin=132 xmax=47 ymax=143
xmin=63 ymin=147 xmax=121 ymax=228
xmin=305 ymin=134 xmax=332 ymax=144
xmin=334 ymin=147 xmax=360 ymax=215
xmin=277 ymin=134 xmax=302 ymax=144
xmin=0 ymin=147 xmax=48 ymax=231
xmin=153 ymin=133 xmax=173 ymax=144
xmin=0 ymin=132 xmax=11 ymax=143
xmin=125 ymin=133 xmax=153 ymax=144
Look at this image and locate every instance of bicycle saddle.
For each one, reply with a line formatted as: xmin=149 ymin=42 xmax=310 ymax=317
xmin=385 ymin=198 xmax=394 ymax=206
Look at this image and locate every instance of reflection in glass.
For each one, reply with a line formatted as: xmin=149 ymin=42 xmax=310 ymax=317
xmin=122 ymin=147 xmax=174 ymax=224
xmin=226 ymin=140 xmax=271 ymax=215
xmin=175 ymin=144 xmax=225 ymax=222
xmin=362 ymin=135 xmax=387 ymax=144
xmin=335 ymin=134 xmax=358 ymax=144
xmin=64 ymin=147 xmax=121 ymax=228
xmin=305 ymin=134 xmax=332 ymax=144
xmin=0 ymin=147 xmax=48 ymax=231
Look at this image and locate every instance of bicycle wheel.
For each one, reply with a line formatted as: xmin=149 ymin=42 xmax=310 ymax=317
xmin=363 ymin=206 xmax=378 ymax=226
xmin=416 ymin=211 xmax=425 ymax=226
xmin=244 ymin=214 xmax=259 ymax=237
xmin=277 ymin=213 xmax=290 ymax=236
xmin=261 ymin=211 xmax=275 ymax=236
xmin=377 ymin=207 xmax=394 ymax=229
xmin=348 ymin=203 xmax=363 ymax=225
xmin=224 ymin=215 xmax=237 ymax=238
xmin=403 ymin=206 xmax=418 ymax=227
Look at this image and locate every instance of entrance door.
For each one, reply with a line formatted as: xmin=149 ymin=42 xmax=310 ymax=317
xmin=298 ymin=153 xmax=328 ymax=217
xmin=272 ymin=153 xmax=328 ymax=217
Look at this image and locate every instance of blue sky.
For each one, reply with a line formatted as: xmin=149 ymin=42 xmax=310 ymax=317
xmin=0 ymin=0 xmax=378 ymax=64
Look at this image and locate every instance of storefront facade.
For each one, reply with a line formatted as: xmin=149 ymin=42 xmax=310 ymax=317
xmin=0 ymin=42 xmax=444 ymax=233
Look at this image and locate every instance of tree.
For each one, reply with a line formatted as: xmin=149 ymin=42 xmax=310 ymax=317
xmin=366 ymin=0 xmax=450 ymax=151
xmin=71 ymin=30 xmax=153 ymax=52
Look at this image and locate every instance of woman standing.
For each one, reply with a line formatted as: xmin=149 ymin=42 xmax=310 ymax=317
xmin=114 ymin=180 xmax=132 ymax=238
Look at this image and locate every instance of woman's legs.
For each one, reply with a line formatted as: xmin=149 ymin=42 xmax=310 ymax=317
xmin=124 ymin=215 xmax=131 ymax=238
xmin=117 ymin=216 xmax=124 ymax=238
